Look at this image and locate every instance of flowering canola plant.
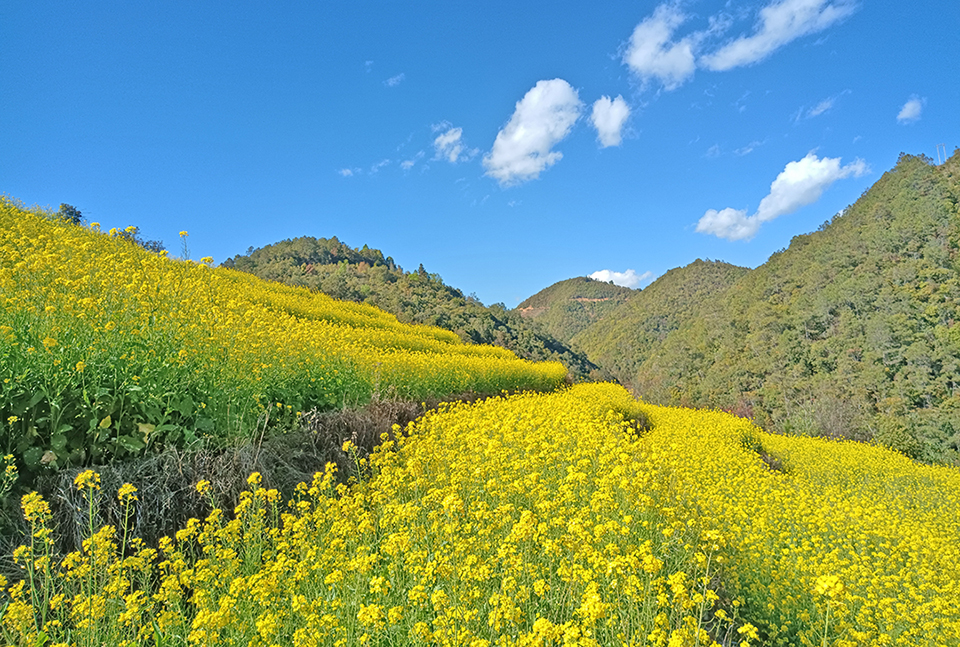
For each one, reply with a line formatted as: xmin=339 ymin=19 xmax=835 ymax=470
xmin=639 ymin=404 xmax=960 ymax=646
xmin=4 ymin=384 xmax=960 ymax=645
xmin=2 ymin=384 xmax=730 ymax=646
xmin=0 ymin=198 xmax=565 ymax=468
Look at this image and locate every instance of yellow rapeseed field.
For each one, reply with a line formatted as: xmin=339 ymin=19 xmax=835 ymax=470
xmin=639 ymin=404 xmax=960 ymax=646
xmin=3 ymin=384 xmax=733 ymax=647
xmin=3 ymin=385 xmax=960 ymax=645
xmin=0 ymin=198 xmax=566 ymax=468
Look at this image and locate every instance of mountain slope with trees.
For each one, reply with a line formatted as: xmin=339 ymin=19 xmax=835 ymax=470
xmin=222 ymin=238 xmax=603 ymax=381
xmin=568 ymin=260 xmax=750 ymax=383
xmin=569 ymin=152 xmax=960 ymax=462
xmin=516 ymin=277 xmax=636 ymax=342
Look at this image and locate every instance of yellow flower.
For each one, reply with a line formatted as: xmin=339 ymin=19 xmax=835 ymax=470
xmin=74 ymin=470 xmax=101 ymax=491
xmin=118 ymin=483 xmax=138 ymax=503
xmin=814 ymin=574 xmax=845 ymax=599
xmin=21 ymin=491 xmax=51 ymax=523
xmin=42 ymin=336 xmax=58 ymax=349
xmin=737 ymin=623 xmax=760 ymax=643
xmin=75 ymin=360 xmax=86 ymax=373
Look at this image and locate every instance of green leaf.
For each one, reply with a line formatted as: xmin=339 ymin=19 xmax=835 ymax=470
xmin=174 ymin=395 xmax=195 ymax=417
xmin=99 ymin=415 xmax=113 ymax=429
xmin=51 ymin=433 xmax=68 ymax=452
xmin=23 ymin=447 xmax=43 ymax=468
xmin=117 ymin=435 xmax=145 ymax=452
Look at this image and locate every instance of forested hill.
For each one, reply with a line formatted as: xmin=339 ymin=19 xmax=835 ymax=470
xmin=222 ymin=237 xmax=604 ymax=381
xmin=573 ymin=152 xmax=960 ymax=463
xmin=516 ymin=277 xmax=636 ymax=342
xmin=569 ymin=260 xmax=749 ymax=382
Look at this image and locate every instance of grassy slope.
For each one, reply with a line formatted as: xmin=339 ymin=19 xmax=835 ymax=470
xmin=4 ymin=384 xmax=959 ymax=646
xmin=0 ymin=199 xmax=566 ymax=476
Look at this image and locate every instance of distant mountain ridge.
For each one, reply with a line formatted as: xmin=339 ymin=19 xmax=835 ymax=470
xmin=518 ymin=151 xmax=960 ymax=463
xmin=222 ymin=238 xmax=604 ymax=381
xmin=517 ymin=277 xmax=636 ymax=342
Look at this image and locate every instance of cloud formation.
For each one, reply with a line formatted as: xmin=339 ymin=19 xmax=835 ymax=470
xmin=793 ymin=90 xmax=849 ymax=122
xmin=483 ymin=79 xmax=583 ymax=186
xmin=623 ymin=0 xmax=856 ymax=89
xmin=590 ymin=96 xmax=631 ymax=147
xmin=589 ymin=269 xmax=653 ymax=289
xmin=384 ymin=73 xmax=406 ymax=87
xmin=697 ymin=152 xmax=868 ymax=240
xmin=400 ymin=151 xmax=424 ymax=170
xmin=807 ymin=97 xmax=835 ymax=117
xmin=369 ymin=159 xmax=391 ymax=174
xmin=701 ymin=0 xmax=857 ymax=71
xmin=622 ymin=3 xmax=699 ymax=90
xmin=432 ymin=123 xmax=479 ymax=163
xmin=897 ymin=96 xmax=924 ymax=123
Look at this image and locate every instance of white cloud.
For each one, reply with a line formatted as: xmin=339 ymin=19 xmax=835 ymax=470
xmin=697 ymin=152 xmax=868 ymax=240
xmin=369 ymin=159 xmax=391 ymax=174
xmin=701 ymin=0 xmax=857 ymax=71
xmin=794 ymin=90 xmax=849 ymax=122
xmin=400 ymin=151 xmax=424 ymax=170
xmin=384 ymin=73 xmax=406 ymax=87
xmin=622 ymin=3 xmax=700 ymax=90
xmin=755 ymin=153 xmax=867 ymax=221
xmin=897 ymin=96 xmax=925 ymax=123
xmin=338 ymin=168 xmax=360 ymax=177
xmin=734 ymin=139 xmax=764 ymax=156
xmin=589 ymin=269 xmax=653 ymax=289
xmin=807 ymin=97 xmax=834 ymax=117
xmin=696 ymin=208 xmax=758 ymax=240
xmin=432 ymin=123 xmax=479 ymax=163
xmin=483 ymin=79 xmax=583 ymax=186
xmin=590 ymin=95 xmax=630 ymax=147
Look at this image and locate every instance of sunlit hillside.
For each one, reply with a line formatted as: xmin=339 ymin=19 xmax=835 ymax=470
xmin=0 ymin=198 xmax=566 ymax=473
xmin=562 ymin=153 xmax=960 ymax=463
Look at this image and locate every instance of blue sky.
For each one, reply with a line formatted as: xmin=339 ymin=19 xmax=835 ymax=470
xmin=3 ymin=1 xmax=958 ymax=305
